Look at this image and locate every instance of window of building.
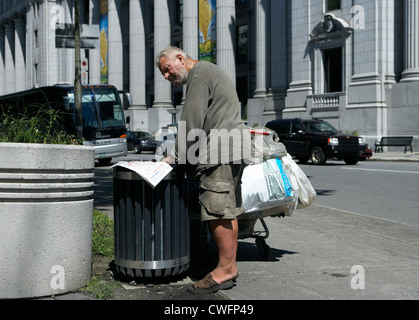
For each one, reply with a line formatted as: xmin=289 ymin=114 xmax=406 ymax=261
xmin=34 ymin=63 xmax=39 ymax=86
xmin=323 ymin=47 xmax=342 ymax=93
xmin=327 ymin=0 xmax=341 ymax=11
xmin=177 ymin=0 xmax=183 ymax=24
xmin=236 ymin=0 xmax=248 ymax=7
xmin=34 ymin=30 xmax=38 ymax=48
xmin=82 ymin=0 xmax=90 ymax=24
xmin=236 ymin=24 xmax=248 ymax=63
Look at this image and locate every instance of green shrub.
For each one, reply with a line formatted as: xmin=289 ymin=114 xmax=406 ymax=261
xmin=0 ymin=107 xmax=82 ymax=145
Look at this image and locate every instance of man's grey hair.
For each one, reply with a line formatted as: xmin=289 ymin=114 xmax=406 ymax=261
xmin=155 ymin=46 xmax=190 ymax=68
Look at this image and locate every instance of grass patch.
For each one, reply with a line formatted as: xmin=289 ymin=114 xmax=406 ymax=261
xmin=92 ymin=208 xmax=114 ymax=257
xmin=80 ymin=275 xmax=120 ymax=300
xmin=81 ymin=209 xmax=119 ymax=299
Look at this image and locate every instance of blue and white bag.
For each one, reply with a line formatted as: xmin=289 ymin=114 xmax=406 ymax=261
xmin=241 ymin=158 xmax=296 ymax=214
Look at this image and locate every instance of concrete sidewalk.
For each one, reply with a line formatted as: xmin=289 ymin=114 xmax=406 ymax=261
xmin=368 ymin=151 xmax=419 ymax=162
xmin=223 ymin=206 xmax=419 ymax=300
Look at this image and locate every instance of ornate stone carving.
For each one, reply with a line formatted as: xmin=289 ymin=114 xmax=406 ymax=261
xmin=310 ymin=13 xmax=352 ymax=41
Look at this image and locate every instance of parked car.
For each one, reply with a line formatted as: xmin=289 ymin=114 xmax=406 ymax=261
xmin=359 ymin=137 xmax=373 ymax=161
xmin=127 ymin=131 xmax=158 ymax=154
xmin=265 ymin=118 xmax=361 ymax=165
xmin=156 ymin=133 xmax=177 ymax=157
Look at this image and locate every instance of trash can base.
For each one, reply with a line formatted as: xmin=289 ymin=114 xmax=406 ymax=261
xmin=115 ymin=263 xmax=190 ymax=279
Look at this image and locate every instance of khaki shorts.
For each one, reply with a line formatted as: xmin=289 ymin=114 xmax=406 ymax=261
xmin=198 ymin=162 xmax=245 ymax=222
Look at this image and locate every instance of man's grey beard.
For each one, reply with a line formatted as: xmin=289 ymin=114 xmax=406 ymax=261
xmin=173 ymin=69 xmax=189 ymax=87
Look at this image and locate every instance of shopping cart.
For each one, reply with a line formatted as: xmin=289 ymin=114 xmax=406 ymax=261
xmin=189 ymin=185 xmax=294 ymax=262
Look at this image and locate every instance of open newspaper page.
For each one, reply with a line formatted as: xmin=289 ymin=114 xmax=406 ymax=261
xmin=111 ymin=161 xmax=173 ymax=188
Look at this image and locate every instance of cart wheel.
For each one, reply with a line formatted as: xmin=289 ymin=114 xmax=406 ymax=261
xmin=256 ymin=238 xmax=270 ymax=261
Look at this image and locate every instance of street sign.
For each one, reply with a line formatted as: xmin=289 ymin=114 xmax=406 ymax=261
xmin=82 ymin=71 xmax=89 ymax=85
xmin=55 ymin=23 xmax=99 ymax=49
xmin=81 ymin=58 xmax=88 ymax=72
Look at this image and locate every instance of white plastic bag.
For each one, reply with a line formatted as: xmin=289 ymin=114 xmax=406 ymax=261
xmin=281 ymin=153 xmax=317 ymax=209
xmin=248 ymin=127 xmax=288 ymax=164
xmin=241 ymin=158 xmax=296 ymax=213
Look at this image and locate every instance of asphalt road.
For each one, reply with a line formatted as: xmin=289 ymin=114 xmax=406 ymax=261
xmin=299 ymin=160 xmax=419 ymax=227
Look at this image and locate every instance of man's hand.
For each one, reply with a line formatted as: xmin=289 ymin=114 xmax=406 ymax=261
xmin=161 ymin=154 xmax=176 ymax=164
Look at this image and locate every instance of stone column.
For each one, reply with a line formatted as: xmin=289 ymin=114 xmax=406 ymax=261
xmin=89 ymin=0 xmax=101 ymax=84
xmin=129 ymin=0 xmax=146 ymax=108
xmin=125 ymin=0 xmax=148 ymax=131
xmin=153 ymin=0 xmax=172 ymax=109
xmin=0 ymin=28 xmax=6 ymax=96
xmin=4 ymin=24 xmax=15 ymax=94
xmin=254 ymin=0 xmax=267 ymax=98
xmin=183 ymin=0 xmax=198 ymax=60
xmin=14 ymin=18 xmax=26 ymax=92
xmin=44 ymin=0 xmax=59 ymax=86
xmin=63 ymin=0 xmax=74 ymax=83
xmin=285 ymin=0 xmax=312 ymax=110
xmin=216 ymin=0 xmax=236 ymax=86
xmin=25 ymin=2 xmax=33 ymax=88
xmin=401 ymin=0 xmax=419 ymax=81
xmin=148 ymin=0 xmax=172 ymax=134
xmin=108 ymin=0 xmax=123 ymax=89
xmin=182 ymin=0 xmax=198 ymax=104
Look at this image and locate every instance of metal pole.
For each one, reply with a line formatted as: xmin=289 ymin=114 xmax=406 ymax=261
xmin=74 ymin=0 xmax=83 ymax=140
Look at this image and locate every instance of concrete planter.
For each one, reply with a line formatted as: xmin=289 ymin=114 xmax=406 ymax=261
xmin=0 ymin=143 xmax=95 ymax=299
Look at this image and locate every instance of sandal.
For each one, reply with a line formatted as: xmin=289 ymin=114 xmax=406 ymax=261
xmin=187 ymin=273 xmax=236 ymax=294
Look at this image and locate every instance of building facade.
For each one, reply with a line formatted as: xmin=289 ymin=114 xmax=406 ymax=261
xmin=0 ymin=0 xmax=418 ymax=148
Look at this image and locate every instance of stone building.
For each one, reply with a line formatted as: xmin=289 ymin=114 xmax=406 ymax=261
xmin=0 ymin=0 xmax=418 ymax=148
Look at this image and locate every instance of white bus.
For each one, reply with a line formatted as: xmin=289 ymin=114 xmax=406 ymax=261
xmin=0 ymin=84 xmax=131 ymax=165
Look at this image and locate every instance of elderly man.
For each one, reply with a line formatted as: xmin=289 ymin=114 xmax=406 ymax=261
xmin=156 ymin=46 xmax=247 ymax=294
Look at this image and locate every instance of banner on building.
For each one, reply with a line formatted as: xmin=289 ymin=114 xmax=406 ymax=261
xmin=100 ymin=0 xmax=108 ymax=84
xmin=199 ymin=0 xmax=216 ymax=63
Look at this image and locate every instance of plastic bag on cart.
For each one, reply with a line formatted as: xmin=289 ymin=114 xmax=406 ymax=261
xmin=281 ymin=153 xmax=317 ymax=209
xmin=248 ymin=127 xmax=287 ymax=164
xmin=241 ymin=158 xmax=296 ymax=214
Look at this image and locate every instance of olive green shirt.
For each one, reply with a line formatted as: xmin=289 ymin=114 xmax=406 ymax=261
xmin=174 ymin=61 xmax=247 ymax=172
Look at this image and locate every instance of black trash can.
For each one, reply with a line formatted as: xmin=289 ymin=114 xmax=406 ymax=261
xmin=113 ymin=165 xmax=190 ymax=279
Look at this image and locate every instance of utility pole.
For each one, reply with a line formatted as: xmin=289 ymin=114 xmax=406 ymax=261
xmin=74 ymin=0 xmax=83 ymax=140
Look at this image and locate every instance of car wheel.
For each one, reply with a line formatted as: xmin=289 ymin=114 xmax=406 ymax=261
xmin=310 ymin=146 xmax=326 ymax=165
xmin=134 ymin=145 xmax=141 ymax=154
xmin=344 ymin=157 xmax=359 ymax=165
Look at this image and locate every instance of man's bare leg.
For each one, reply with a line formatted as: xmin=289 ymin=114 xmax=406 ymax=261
xmin=208 ymin=219 xmax=239 ymax=284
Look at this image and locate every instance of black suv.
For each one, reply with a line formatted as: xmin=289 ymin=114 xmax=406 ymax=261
xmin=266 ymin=118 xmax=360 ymax=165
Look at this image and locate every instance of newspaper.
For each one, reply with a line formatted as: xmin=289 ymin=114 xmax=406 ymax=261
xmin=111 ymin=161 xmax=173 ymax=188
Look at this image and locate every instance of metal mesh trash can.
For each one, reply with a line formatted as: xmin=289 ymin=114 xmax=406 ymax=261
xmin=113 ymin=165 xmax=190 ymax=279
